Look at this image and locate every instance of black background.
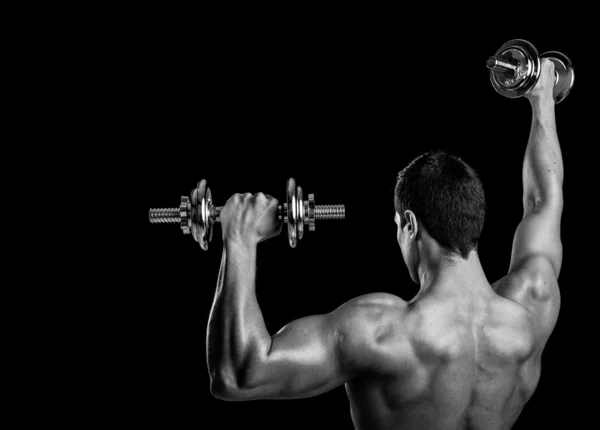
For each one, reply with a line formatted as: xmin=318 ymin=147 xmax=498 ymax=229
xmin=88 ymin=12 xmax=596 ymax=430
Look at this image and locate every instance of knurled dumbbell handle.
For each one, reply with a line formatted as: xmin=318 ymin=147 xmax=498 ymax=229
xmin=486 ymin=56 xmax=519 ymax=74
xmin=212 ymin=205 xmax=345 ymax=221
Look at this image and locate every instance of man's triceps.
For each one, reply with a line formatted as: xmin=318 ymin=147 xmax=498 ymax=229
xmin=226 ymin=312 xmax=353 ymax=400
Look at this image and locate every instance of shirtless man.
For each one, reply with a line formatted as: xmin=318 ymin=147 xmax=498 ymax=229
xmin=207 ymin=58 xmax=563 ymax=429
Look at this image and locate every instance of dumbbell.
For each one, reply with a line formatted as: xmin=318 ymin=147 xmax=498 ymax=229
xmin=148 ymin=178 xmax=345 ymax=250
xmin=487 ymin=39 xmax=574 ymax=104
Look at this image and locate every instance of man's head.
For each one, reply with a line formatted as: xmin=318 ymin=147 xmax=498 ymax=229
xmin=394 ymin=150 xmax=485 ymax=283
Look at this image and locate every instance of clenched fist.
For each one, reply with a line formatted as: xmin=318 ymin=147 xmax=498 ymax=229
xmin=525 ymin=58 xmax=556 ymax=102
xmin=220 ymin=192 xmax=283 ymax=246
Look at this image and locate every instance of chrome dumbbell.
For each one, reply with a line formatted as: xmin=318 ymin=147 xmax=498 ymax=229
xmin=148 ymin=178 xmax=345 ymax=250
xmin=487 ymin=39 xmax=574 ymax=104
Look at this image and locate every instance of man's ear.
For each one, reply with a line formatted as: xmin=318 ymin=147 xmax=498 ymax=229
xmin=404 ymin=210 xmax=419 ymax=239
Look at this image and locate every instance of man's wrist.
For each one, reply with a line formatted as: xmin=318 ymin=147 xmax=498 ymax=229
xmin=224 ymin=236 xmax=259 ymax=252
xmin=529 ymin=95 xmax=556 ymax=125
xmin=529 ymin=94 xmax=555 ymax=112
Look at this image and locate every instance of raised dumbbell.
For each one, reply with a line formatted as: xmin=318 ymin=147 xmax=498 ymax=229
xmin=148 ymin=178 xmax=345 ymax=250
xmin=487 ymin=39 xmax=574 ymax=104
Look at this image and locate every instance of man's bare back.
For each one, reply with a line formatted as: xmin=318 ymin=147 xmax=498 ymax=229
xmin=344 ymin=273 xmax=557 ymax=430
xmin=207 ymin=58 xmax=563 ymax=430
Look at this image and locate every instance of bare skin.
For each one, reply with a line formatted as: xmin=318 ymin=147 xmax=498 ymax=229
xmin=207 ymin=59 xmax=562 ymax=430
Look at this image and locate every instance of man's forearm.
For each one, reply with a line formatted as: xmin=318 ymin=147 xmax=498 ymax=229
xmin=206 ymin=240 xmax=271 ymax=392
xmin=523 ymin=97 xmax=564 ymax=211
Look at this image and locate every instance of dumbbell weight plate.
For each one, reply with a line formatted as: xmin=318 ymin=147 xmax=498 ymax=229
xmin=191 ymin=179 xmax=213 ymax=250
xmin=297 ymin=186 xmax=304 ymax=240
xmin=541 ymin=51 xmax=574 ymax=105
xmin=286 ymin=178 xmax=297 ymax=248
xmin=490 ymin=39 xmax=540 ymax=99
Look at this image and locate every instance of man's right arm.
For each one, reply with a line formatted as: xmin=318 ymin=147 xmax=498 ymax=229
xmin=494 ymin=59 xmax=562 ymax=331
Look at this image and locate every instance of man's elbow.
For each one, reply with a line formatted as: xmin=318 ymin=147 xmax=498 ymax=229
xmin=209 ymin=374 xmax=243 ymax=401
xmin=209 ymin=359 xmax=270 ymax=401
xmin=524 ymin=190 xmax=563 ymax=216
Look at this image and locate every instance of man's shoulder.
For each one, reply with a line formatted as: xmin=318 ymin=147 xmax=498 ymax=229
xmin=492 ymin=255 xmax=561 ymax=329
xmin=331 ymin=293 xmax=407 ymax=324
xmin=330 ymin=294 xmax=408 ymax=343
xmin=343 ymin=292 xmax=407 ymax=309
xmin=493 ymin=256 xmax=559 ymax=296
xmin=330 ymin=293 xmax=413 ymax=374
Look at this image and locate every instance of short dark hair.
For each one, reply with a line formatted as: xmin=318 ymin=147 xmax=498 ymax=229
xmin=394 ymin=150 xmax=485 ymax=259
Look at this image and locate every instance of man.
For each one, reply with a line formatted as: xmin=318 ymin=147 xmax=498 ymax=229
xmin=206 ymin=59 xmax=562 ymax=430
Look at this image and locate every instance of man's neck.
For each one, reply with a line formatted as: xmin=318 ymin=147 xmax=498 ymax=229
xmin=416 ymin=251 xmax=491 ymax=298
